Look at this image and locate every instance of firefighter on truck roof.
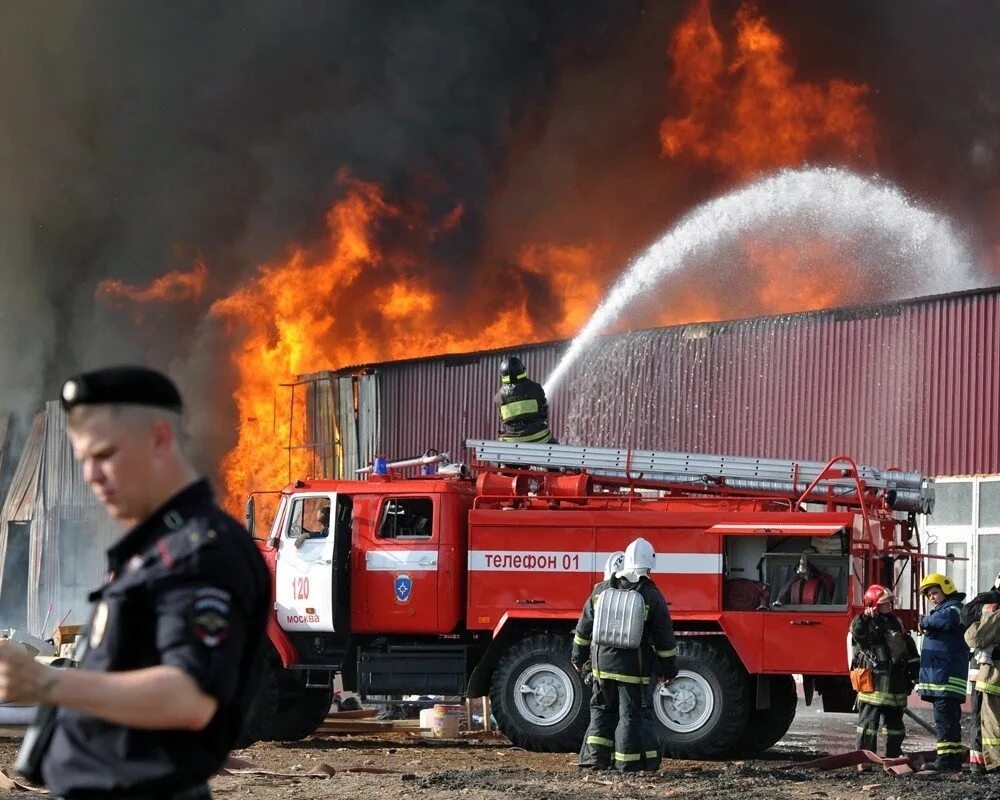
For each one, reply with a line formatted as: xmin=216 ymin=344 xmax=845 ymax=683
xmin=494 ymin=355 xmax=556 ymax=444
xmin=849 ymin=585 xmax=919 ymax=765
xmin=572 ymin=538 xmax=678 ymax=772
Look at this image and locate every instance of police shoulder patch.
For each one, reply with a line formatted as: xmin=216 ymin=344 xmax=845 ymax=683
xmin=191 ymin=586 xmax=232 ymax=647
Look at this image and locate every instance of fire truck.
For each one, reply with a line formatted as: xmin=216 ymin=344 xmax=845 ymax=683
xmin=240 ymin=439 xmax=933 ymax=757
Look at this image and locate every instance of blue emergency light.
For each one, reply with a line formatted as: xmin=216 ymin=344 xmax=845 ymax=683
xmin=372 ymin=456 xmax=389 ymax=476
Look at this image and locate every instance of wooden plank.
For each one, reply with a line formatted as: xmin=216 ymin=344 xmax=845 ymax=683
xmin=324 ymin=708 xmax=378 ymax=721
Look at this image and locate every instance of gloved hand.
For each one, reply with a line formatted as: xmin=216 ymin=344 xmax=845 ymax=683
xmin=572 ymin=661 xmax=585 ymax=674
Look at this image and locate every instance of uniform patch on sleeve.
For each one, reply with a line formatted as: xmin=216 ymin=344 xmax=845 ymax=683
xmin=191 ymin=587 xmax=232 ymax=647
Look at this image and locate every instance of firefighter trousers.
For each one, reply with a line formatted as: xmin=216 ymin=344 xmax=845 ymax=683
xmin=856 ymin=702 xmax=904 ymax=757
xmin=931 ymin=696 xmax=964 ymax=763
xmin=971 ymin=689 xmax=985 ymax=768
xmin=577 ymin=678 xmax=660 ymax=771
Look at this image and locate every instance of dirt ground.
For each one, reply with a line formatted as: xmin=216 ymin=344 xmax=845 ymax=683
xmin=2 ymin=703 xmax=998 ymax=800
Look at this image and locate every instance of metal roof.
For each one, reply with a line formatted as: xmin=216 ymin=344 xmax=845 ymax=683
xmin=306 ymin=284 xmax=1000 ymax=478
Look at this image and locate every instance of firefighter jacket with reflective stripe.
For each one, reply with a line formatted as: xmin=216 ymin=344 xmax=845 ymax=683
xmin=918 ymin=594 xmax=969 ymax=698
xmin=850 ymin=612 xmax=919 ymax=707
xmin=966 ymin=604 xmax=1000 ymax=696
xmin=494 ymin=379 xmax=550 ymax=440
xmin=572 ymin=576 xmax=678 ymax=684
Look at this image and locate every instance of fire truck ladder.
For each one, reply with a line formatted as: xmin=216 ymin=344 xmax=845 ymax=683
xmin=466 ymin=439 xmax=934 ymax=514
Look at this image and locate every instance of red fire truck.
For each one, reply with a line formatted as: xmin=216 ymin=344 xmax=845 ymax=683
xmin=241 ymin=439 xmax=933 ymax=757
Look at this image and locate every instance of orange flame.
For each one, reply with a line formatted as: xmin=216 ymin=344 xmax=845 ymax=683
xmin=97 ymin=259 xmax=208 ymax=306
xmin=207 ymin=173 xmax=601 ymax=510
xmin=660 ymin=0 xmax=875 ymax=177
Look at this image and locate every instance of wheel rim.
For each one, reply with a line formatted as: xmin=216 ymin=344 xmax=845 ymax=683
xmin=513 ymin=662 xmax=575 ymax=727
xmin=653 ymin=669 xmax=715 ymax=734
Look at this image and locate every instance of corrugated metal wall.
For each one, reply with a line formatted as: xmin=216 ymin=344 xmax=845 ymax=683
xmin=341 ymin=287 xmax=1000 ymax=477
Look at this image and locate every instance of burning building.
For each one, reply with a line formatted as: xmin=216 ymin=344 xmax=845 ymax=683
xmin=1 ymin=3 xmax=999 ymax=628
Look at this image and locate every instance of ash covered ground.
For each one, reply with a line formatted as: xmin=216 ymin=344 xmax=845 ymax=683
xmin=2 ymin=701 xmax=996 ymax=800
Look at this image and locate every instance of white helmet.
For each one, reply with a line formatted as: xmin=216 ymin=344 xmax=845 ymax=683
xmin=616 ymin=537 xmax=655 ymax=582
xmin=603 ymin=551 xmax=626 ymax=581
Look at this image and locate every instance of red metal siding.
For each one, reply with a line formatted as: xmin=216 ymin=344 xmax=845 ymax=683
xmin=358 ymin=287 xmax=1000 ymax=478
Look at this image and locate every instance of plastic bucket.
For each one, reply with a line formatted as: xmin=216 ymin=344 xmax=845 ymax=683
xmin=418 ymin=708 xmax=437 ymax=737
xmin=431 ymin=704 xmax=462 ymax=738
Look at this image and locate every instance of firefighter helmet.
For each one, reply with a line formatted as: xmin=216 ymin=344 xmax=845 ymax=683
xmin=863 ymin=584 xmax=895 ymax=608
xmin=500 ymin=355 xmax=527 ymax=384
xmin=603 ymin=551 xmax=625 ymax=581
xmin=617 ymin=538 xmax=655 ymax=582
xmin=920 ymin=572 xmax=958 ymax=596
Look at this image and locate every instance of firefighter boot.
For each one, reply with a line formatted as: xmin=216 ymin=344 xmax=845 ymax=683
xmin=923 ymin=756 xmax=962 ymax=772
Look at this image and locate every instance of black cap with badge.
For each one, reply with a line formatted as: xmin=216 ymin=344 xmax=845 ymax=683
xmin=60 ymin=366 xmax=183 ymax=414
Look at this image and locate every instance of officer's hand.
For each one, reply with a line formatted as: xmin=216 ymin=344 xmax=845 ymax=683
xmin=0 ymin=642 xmax=57 ymax=704
xmin=986 ymin=603 xmax=999 ymax=614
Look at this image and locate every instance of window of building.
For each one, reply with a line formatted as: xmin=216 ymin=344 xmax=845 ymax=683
xmin=378 ymin=498 xmax=433 ymax=540
xmin=978 ymin=534 xmax=1000 ymax=593
xmin=980 ymin=481 xmax=1000 ymax=528
xmin=929 ymin=481 xmax=973 ymax=526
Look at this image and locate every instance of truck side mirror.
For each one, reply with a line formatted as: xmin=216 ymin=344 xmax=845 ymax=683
xmin=245 ymin=495 xmax=256 ymax=539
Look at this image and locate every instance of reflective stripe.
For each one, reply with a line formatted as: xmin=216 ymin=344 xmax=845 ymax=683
xmin=880 ymin=728 xmax=905 ymax=735
xmin=499 ymin=427 xmax=553 ymax=443
xmin=915 ymin=682 xmax=967 ymax=696
xmin=656 ymin=648 xmax=678 ymax=658
xmin=574 ymin=634 xmax=591 ymax=646
xmin=857 ymin=690 xmax=908 ymax=706
xmin=586 ymin=735 xmax=613 ymax=748
xmin=499 ymin=398 xmax=540 ymax=421
xmin=977 ymin=681 xmax=1000 ymax=695
xmin=984 ymin=739 xmax=1000 ymax=746
xmin=937 ymin=742 xmax=965 ymax=754
xmin=593 ymin=669 xmax=650 ymax=685
xmin=614 ymin=751 xmax=658 ymax=762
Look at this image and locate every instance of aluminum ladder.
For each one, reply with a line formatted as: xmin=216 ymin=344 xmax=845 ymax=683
xmin=465 ymin=439 xmax=934 ymax=514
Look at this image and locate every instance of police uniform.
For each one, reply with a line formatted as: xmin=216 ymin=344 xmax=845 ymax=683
xmin=494 ymin=377 xmax=555 ymax=444
xmin=571 ymin=576 xmax=677 ymax=771
xmin=37 ymin=368 xmax=270 ymax=799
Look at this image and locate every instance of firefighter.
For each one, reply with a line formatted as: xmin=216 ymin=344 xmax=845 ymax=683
xmin=963 ymin=572 xmax=1000 ymax=774
xmin=575 ymin=551 xmax=626 ymax=769
xmin=0 ymin=366 xmax=270 ymax=799
xmin=572 ymin=539 xmax=678 ymax=771
xmin=850 ymin=585 xmax=920 ymax=761
xmin=494 ymin=355 xmax=556 ymax=444
xmin=917 ymin=572 xmax=968 ymax=771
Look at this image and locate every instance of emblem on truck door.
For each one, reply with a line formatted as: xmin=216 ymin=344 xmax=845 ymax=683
xmin=394 ymin=574 xmax=413 ymax=603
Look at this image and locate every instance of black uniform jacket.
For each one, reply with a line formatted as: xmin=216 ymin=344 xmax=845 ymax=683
xmin=42 ymin=479 xmax=270 ymax=799
xmin=494 ymin=379 xmax=551 ymax=440
xmin=571 ymin=576 xmax=679 ymax=684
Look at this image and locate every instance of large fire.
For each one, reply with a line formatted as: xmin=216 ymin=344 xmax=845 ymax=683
xmin=99 ymin=1 xmax=879 ymax=512
xmin=660 ymin=0 xmax=875 ymax=176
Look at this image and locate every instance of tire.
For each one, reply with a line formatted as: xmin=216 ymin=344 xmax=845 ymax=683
xmin=236 ymin=649 xmax=332 ymax=745
xmin=733 ymin=674 xmax=797 ymax=755
xmin=489 ymin=633 xmax=589 ymax=752
xmin=651 ymin=639 xmax=751 ymax=759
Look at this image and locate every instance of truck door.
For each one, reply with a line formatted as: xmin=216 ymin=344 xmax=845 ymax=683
xmin=361 ymin=495 xmax=438 ymax=633
xmin=275 ymin=492 xmax=339 ymax=633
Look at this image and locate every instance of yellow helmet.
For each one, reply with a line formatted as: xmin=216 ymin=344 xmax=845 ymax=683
xmin=920 ymin=572 xmax=958 ymax=595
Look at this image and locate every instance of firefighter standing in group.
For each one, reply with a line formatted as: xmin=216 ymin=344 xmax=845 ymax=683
xmin=963 ymin=571 xmax=1000 ymax=774
xmin=494 ymin=355 xmax=556 ymax=444
xmin=572 ymin=538 xmax=678 ymax=771
xmin=850 ymin=585 xmax=920 ymax=761
xmin=917 ymin=572 xmax=968 ymax=771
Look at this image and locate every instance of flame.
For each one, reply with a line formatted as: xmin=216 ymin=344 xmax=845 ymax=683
xmin=660 ymin=0 xmax=875 ymax=176
xmin=97 ymin=259 xmax=208 ymax=306
xmin=203 ymin=174 xmax=601 ymax=510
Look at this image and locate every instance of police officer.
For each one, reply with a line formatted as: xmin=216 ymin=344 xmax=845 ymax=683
xmin=494 ymin=355 xmax=556 ymax=444
xmin=572 ymin=539 xmax=678 ymax=771
xmin=0 ymin=366 xmax=270 ymax=799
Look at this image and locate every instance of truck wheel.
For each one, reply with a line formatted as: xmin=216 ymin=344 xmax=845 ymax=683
xmin=734 ymin=674 xmax=797 ymax=755
xmin=490 ymin=633 xmax=588 ymax=752
xmin=236 ymin=649 xmax=332 ymax=745
xmin=652 ymin=639 xmax=750 ymax=759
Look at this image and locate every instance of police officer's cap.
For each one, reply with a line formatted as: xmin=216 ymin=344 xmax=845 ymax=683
xmin=61 ymin=366 xmax=183 ymax=414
